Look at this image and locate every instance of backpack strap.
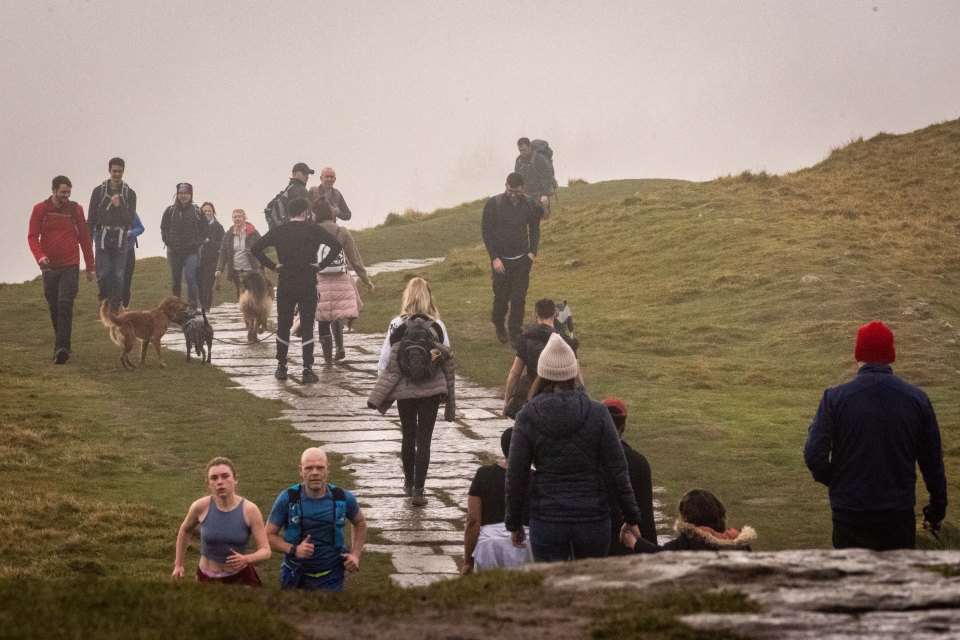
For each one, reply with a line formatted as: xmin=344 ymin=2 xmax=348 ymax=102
xmin=283 ymin=483 xmax=302 ymax=545
xmin=330 ymin=484 xmax=347 ymax=551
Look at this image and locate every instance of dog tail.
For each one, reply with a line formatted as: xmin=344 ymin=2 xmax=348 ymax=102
xmin=201 ymin=306 xmax=210 ymax=327
xmin=99 ymin=299 xmax=122 ymax=328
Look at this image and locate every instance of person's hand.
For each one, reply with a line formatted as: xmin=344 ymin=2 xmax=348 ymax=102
xmin=539 ymin=195 xmax=549 ymax=207
xmin=225 ymin=550 xmax=248 ymax=571
xmin=460 ymin=563 xmax=474 ymax=576
xmin=341 ymin=551 xmax=361 ymax=573
xmin=295 ymin=534 xmax=314 ymax=559
xmin=171 ymin=565 xmax=185 ymax=580
xmin=214 ymin=271 xmax=221 ymax=278
xmin=37 ymin=256 xmax=50 ymax=267
xmin=492 ymin=258 xmax=505 ymax=274
xmin=110 ymin=194 xmax=121 ymax=207
xmin=511 ymin=529 xmax=527 ymax=549
xmin=527 ymin=252 xmax=535 ymax=262
xmin=619 ymin=522 xmax=641 ymax=549
xmin=364 ymin=280 xmax=375 ymax=292
xmin=923 ymin=504 xmax=945 ymax=532
xmin=85 ymin=271 xmax=95 ymax=282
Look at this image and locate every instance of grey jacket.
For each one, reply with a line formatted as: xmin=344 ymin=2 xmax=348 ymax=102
xmin=367 ymin=342 xmax=456 ymax=421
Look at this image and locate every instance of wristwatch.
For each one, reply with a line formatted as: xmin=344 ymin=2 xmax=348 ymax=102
xmin=289 ymin=544 xmax=298 ymax=556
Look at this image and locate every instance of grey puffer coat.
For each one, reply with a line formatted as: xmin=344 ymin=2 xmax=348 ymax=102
xmin=505 ymin=389 xmax=639 ymax=530
xmin=367 ymin=342 xmax=456 ymax=421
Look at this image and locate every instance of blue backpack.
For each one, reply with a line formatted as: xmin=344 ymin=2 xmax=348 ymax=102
xmin=282 ymin=483 xmax=347 ymax=551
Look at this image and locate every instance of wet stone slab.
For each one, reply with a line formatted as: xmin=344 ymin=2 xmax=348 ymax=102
xmin=166 ymin=256 xmax=668 ymax=588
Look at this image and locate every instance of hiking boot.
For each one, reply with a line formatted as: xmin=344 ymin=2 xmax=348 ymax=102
xmin=301 ymin=368 xmax=319 ymax=384
xmin=54 ymin=348 xmax=69 ymax=364
xmin=495 ymin=325 xmax=509 ymax=344
xmin=410 ymin=488 xmax=427 ymax=507
xmin=274 ymin=364 xmax=288 ymax=380
xmin=333 ymin=322 xmax=346 ymax=360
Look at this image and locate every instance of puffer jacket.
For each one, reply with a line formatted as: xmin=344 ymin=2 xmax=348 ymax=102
xmin=160 ymin=202 xmax=205 ymax=253
xmin=505 ymin=389 xmax=639 ymax=530
xmin=634 ymin=519 xmax=757 ymax=553
xmin=367 ymin=342 xmax=456 ymax=421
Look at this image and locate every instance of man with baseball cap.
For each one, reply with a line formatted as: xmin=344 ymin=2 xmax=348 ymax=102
xmin=289 ymin=163 xmax=314 ymax=201
xmin=804 ymin=321 xmax=947 ymax=550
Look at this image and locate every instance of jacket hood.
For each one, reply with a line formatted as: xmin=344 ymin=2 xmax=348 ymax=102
xmin=244 ymin=221 xmax=255 ymax=235
xmin=674 ymin=519 xmax=757 ymax=550
xmin=525 ymin=389 xmax=593 ymax=438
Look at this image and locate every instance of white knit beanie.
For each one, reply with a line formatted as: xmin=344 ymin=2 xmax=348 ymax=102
xmin=537 ymin=333 xmax=578 ymax=381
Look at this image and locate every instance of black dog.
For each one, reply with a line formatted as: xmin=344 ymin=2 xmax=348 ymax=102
xmin=173 ymin=307 xmax=214 ymax=363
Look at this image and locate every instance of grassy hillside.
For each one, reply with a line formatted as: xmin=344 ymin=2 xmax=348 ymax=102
xmin=353 ymin=119 xmax=960 ymax=550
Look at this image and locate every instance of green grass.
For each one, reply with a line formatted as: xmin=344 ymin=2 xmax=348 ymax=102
xmin=352 ymin=118 xmax=960 ymax=551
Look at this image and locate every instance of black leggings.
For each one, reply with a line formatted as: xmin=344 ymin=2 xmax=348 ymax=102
xmin=397 ymin=395 xmax=442 ymax=489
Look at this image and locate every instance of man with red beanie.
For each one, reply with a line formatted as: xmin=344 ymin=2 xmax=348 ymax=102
xmin=27 ymin=175 xmax=95 ymax=364
xmin=804 ymin=321 xmax=947 ymax=550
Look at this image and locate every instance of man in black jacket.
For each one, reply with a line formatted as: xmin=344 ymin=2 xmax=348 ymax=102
xmin=251 ymin=197 xmax=341 ymax=384
xmin=88 ymin=157 xmax=136 ymax=311
xmin=481 ymin=172 xmax=543 ymax=343
xmin=804 ymin=321 xmax=948 ymax=550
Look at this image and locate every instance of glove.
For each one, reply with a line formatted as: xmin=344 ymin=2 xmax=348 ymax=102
xmin=922 ymin=503 xmax=946 ymax=530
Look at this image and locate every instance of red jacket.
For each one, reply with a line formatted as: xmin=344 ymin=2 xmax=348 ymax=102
xmin=27 ymin=197 xmax=95 ymax=270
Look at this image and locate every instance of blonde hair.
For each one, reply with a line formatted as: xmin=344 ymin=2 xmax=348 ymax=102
xmin=400 ymin=277 xmax=440 ymax=319
xmin=205 ymin=456 xmax=237 ymax=480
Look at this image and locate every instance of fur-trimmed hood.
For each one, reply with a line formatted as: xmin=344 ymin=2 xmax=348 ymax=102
xmin=674 ymin=519 xmax=757 ymax=550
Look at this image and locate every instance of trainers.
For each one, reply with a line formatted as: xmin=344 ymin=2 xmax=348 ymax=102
xmin=301 ymin=368 xmax=319 ymax=384
xmin=274 ymin=364 xmax=288 ymax=380
xmin=54 ymin=348 xmax=69 ymax=364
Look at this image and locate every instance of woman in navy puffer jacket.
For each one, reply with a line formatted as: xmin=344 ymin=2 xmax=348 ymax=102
xmin=505 ymin=333 xmax=641 ymax=561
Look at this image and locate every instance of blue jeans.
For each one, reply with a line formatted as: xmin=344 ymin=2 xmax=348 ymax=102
xmin=167 ymin=249 xmax=199 ymax=307
xmin=279 ymin=559 xmax=345 ymax=592
xmin=529 ymin=517 xmax=611 ymax=562
xmin=94 ymin=229 xmax=129 ymax=309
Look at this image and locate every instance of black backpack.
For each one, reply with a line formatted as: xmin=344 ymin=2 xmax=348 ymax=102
xmin=531 ymin=139 xmax=559 ymax=193
xmin=264 ymin=184 xmax=293 ymax=230
xmin=95 ymin=181 xmax=133 ymax=229
xmin=393 ymin=314 xmax=443 ymax=383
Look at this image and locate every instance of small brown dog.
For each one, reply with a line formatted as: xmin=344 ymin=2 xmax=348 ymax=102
xmin=100 ymin=296 xmax=188 ymax=370
xmin=239 ymin=271 xmax=274 ymax=343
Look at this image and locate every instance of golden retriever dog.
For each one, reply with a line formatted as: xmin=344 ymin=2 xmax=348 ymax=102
xmin=239 ymin=271 xmax=274 ymax=343
xmin=99 ymin=296 xmax=188 ymax=370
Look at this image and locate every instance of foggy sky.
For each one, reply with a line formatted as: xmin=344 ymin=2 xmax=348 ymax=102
xmin=3 ymin=1 xmax=959 ymax=284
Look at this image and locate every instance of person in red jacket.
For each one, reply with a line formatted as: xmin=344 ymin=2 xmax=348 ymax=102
xmin=27 ymin=175 xmax=95 ymax=364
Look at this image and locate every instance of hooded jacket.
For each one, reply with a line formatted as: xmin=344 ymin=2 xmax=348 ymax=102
xmin=633 ymin=519 xmax=757 ymax=553
xmin=505 ymin=389 xmax=640 ymax=530
xmin=367 ymin=341 xmax=456 ymax=421
xmin=216 ymin=222 xmax=262 ymax=279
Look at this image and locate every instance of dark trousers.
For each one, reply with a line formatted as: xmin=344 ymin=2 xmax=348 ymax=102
xmin=122 ymin=247 xmax=136 ymax=308
xmin=197 ymin=256 xmax=219 ymax=312
xmin=397 ymin=395 xmax=441 ymax=489
xmin=167 ymin=249 xmax=199 ymax=307
xmin=832 ymin=509 xmax=916 ymax=551
xmin=94 ymin=230 xmax=128 ymax=310
xmin=276 ymin=279 xmax=318 ymax=369
xmin=491 ymin=255 xmax=532 ymax=337
xmin=42 ymin=265 xmax=79 ymax=353
xmin=529 ymin=517 xmax=611 ymax=562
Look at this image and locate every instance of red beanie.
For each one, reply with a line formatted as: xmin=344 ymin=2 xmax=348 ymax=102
xmin=855 ymin=321 xmax=895 ymax=364
xmin=602 ymin=397 xmax=628 ymax=417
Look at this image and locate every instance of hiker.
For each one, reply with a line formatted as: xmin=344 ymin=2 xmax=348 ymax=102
xmin=620 ymin=489 xmax=756 ymax=553
xmin=804 ymin=321 xmax=948 ymax=550
xmin=503 ymin=298 xmax=581 ymax=419
xmin=311 ymin=198 xmax=374 ymax=364
xmin=514 ymin=137 xmax=556 ymax=217
xmin=215 ymin=209 xmax=263 ymax=299
xmin=88 ymin=157 xmax=136 ymax=311
xmin=265 ymin=162 xmax=313 ymax=229
xmin=505 ymin=334 xmax=641 ymax=561
xmin=462 ymin=427 xmax=533 ymax=574
xmin=368 ymin=277 xmax=455 ymax=506
xmin=27 ymin=175 xmax=96 ymax=364
xmin=251 ymin=197 xmax=342 ymax=384
xmin=481 ymin=171 xmax=543 ymax=343
xmin=120 ymin=211 xmax=145 ymax=309
xmin=172 ymin=456 xmax=271 ymax=586
xmin=307 ymin=167 xmax=352 ymax=221
xmin=601 ymin=398 xmax=658 ymax=555
xmin=159 ymin=182 xmax=206 ymax=308
xmin=266 ymin=447 xmax=367 ymax=592
xmin=197 ymin=202 xmax=225 ymax=313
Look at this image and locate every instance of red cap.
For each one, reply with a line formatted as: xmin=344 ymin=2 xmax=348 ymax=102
xmin=602 ymin=397 xmax=628 ymax=417
xmin=855 ymin=321 xmax=895 ymax=364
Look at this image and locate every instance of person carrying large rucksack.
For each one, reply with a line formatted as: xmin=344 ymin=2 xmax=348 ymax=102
xmin=88 ymin=157 xmax=137 ymax=310
xmin=515 ymin=137 xmax=557 ymax=218
xmin=367 ymin=277 xmax=456 ymax=508
xmin=265 ymin=162 xmax=313 ymax=229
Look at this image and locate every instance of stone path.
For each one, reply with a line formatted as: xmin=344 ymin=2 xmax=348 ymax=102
xmin=163 ymin=258 xmax=669 ymax=587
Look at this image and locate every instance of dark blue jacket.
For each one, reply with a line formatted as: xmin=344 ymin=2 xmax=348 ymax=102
xmin=505 ymin=389 xmax=639 ymax=530
xmin=804 ymin=364 xmax=947 ymax=516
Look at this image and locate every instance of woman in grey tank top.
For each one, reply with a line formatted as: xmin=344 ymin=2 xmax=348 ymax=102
xmin=172 ymin=456 xmax=271 ymax=585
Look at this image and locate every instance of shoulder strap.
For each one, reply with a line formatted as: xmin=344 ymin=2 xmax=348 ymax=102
xmin=283 ymin=483 xmax=303 ymax=545
xmin=329 ymin=484 xmax=347 ymax=551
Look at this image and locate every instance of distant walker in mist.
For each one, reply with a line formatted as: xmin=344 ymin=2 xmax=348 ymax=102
xmin=515 ymin=137 xmax=557 ymax=218
xmin=481 ymin=171 xmax=544 ymax=343
xmin=87 ymin=157 xmax=136 ymax=312
xmin=804 ymin=321 xmax=948 ymax=550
